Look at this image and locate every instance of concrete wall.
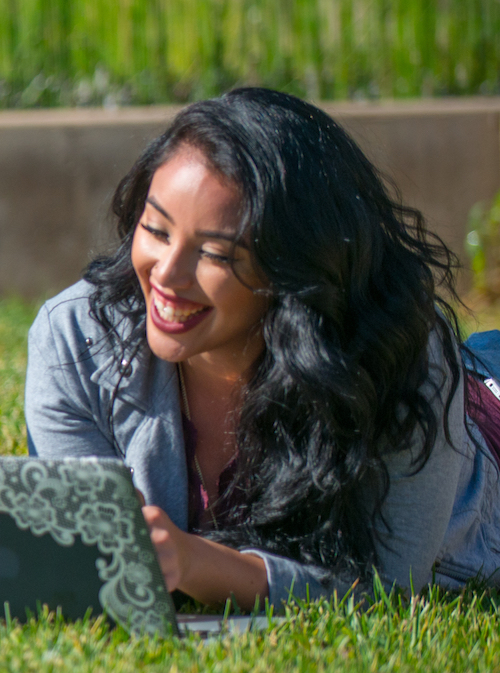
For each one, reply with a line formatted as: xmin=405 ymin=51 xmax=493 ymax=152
xmin=0 ymin=98 xmax=499 ymax=298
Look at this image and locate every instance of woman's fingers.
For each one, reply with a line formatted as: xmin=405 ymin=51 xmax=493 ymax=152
xmin=142 ymin=505 xmax=183 ymax=591
xmin=141 ymin=506 xmax=268 ymax=607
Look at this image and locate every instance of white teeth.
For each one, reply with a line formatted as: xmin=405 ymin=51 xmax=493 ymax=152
xmin=153 ymin=296 xmax=205 ymax=323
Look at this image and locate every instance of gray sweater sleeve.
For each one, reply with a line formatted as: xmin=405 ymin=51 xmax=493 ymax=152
xmin=25 ymin=300 xmax=117 ymax=459
xmin=25 ymin=285 xmax=190 ymax=529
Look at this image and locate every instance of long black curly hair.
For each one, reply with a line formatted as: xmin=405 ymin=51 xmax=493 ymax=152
xmin=85 ymin=87 xmax=462 ymax=576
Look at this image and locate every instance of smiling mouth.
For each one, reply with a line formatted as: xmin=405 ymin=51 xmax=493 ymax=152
xmin=153 ymin=295 xmax=207 ymax=323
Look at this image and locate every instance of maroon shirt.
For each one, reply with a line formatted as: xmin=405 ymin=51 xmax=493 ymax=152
xmin=182 ymin=413 xmax=236 ymax=531
xmin=466 ymin=374 xmax=500 ymax=468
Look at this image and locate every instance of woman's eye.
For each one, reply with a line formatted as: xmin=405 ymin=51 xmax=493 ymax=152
xmin=140 ymin=223 xmax=169 ymax=241
xmin=200 ymin=249 xmax=231 ymax=264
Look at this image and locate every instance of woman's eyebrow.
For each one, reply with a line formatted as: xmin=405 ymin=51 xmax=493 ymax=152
xmin=146 ymin=196 xmax=174 ymax=222
xmin=146 ymin=196 xmax=249 ymax=249
xmin=197 ymin=231 xmax=249 ymax=249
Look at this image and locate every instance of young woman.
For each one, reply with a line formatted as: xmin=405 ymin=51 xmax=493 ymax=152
xmin=25 ymin=88 xmax=500 ymax=610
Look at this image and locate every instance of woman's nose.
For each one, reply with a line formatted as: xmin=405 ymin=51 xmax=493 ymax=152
xmin=152 ymin=242 xmax=195 ymax=290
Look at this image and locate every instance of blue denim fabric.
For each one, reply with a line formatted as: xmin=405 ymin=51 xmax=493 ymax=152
xmin=463 ymin=330 xmax=500 ymax=380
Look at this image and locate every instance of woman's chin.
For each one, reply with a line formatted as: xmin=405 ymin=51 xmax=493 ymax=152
xmin=147 ymin=341 xmax=186 ymax=363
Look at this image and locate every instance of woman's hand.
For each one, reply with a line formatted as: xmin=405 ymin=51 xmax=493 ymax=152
xmin=141 ymin=505 xmax=269 ymax=609
xmin=142 ymin=506 xmax=190 ymax=592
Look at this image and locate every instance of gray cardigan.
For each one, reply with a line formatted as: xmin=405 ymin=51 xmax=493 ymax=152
xmin=25 ymin=280 xmax=500 ymax=605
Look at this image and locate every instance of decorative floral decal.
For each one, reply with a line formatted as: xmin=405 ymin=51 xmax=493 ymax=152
xmin=60 ymin=463 xmax=104 ymax=500
xmin=0 ymin=457 xmax=177 ymax=636
xmin=76 ymin=503 xmax=133 ymax=552
xmin=123 ymin=561 xmax=153 ymax=587
xmin=10 ymin=492 xmax=54 ymax=534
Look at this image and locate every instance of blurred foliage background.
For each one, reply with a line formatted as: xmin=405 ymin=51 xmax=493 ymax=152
xmin=464 ymin=192 xmax=500 ymax=329
xmin=467 ymin=193 xmax=500 ymax=301
xmin=1 ymin=0 xmax=500 ymax=109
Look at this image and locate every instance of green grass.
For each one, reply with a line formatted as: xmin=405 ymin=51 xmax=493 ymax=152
xmin=1 ymin=0 xmax=500 ymax=108
xmin=1 ymin=585 xmax=500 ymax=671
xmin=0 ymin=297 xmax=39 ymax=456
xmin=2 ymin=295 xmax=500 ymax=668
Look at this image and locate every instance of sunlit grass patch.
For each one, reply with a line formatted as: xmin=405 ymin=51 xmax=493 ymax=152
xmin=0 ymin=583 xmax=500 ymax=672
xmin=0 ymin=297 xmax=39 ymax=455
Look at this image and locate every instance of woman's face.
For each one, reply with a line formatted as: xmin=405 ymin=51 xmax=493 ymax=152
xmin=132 ymin=145 xmax=268 ymax=376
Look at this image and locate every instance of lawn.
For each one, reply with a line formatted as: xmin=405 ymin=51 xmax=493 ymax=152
xmin=1 ymin=294 xmax=500 ymax=671
xmin=0 ymin=297 xmax=39 ymax=458
xmin=1 ymin=585 xmax=500 ymax=672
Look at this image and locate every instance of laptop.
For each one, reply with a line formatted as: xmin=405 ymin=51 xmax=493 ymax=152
xmin=0 ymin=456 xmax=273 ymax=637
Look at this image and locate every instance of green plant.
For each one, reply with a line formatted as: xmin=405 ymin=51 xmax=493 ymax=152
xmin=466 ymin=190 xmax=500 ymax=300
xmin=1 ymin=0 xmax=500 ymax=108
